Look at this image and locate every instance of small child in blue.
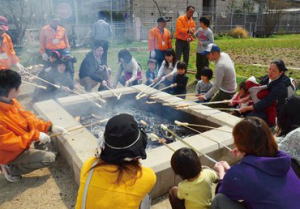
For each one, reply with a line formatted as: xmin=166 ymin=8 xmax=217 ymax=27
xmin=196 ymin=67 xmax=213 ymax=101
xmin=145 ymin=58 xmax=158 ymax=86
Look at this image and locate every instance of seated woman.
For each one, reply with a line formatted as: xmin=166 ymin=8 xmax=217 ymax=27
xmin=239 ymin=60 xmax=292 ymax=124
xmin=154 ymin=49 xmax=178 ymax=87
xmin=32 ymin=59 xmax=74 ymax=102
xmin=79 ymin=41 xmax=111 ymax=92
xmin=212 ymin=117 xmax=300 ymax=209
xmin=75 ymin=114 xmax=156 ymax=209
xmin=277 ymin=95 xmax=300 ymax=177
xmin=114 ymin=49 xmax=142 ymax=87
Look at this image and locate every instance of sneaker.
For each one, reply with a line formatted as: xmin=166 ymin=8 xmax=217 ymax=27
xmin=0 ymin=164 xmax=22 ymax=183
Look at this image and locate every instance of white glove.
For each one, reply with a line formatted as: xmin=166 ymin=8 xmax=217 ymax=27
xmin=15 ymin=63 xmax=25 ymax=71
xmin=52 ymin=125 xmax=68 ymax=135
xmin=150 ymin=50 xmax=156 ymax=58
xmin=160 ymin=76 xmax=166 ymax=82
xmin=42 ymin=53 xmax=48 ymax=61
xmin=125 ymin=80 xmax=130 ymax=87
xmin=39 ymin=132 xmax=51 ymax=144
xmin=102 ymin=80 xmax=108 ymax=87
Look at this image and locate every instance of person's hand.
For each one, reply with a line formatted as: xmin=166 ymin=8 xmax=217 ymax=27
xmin=39 ymin=132 xmax=51 ymax=144
xmin=219 ymin=161 xmax=230 ymax=171
xmin=125 ymin=80 xmax=130 ymax=87
xmin=42 ymin=53 xmax=48 ymax=61
xmin=214 ymin=162 xmax=226 ymax=179
xmin=153 ymin=78 xmax=159 ymax=83
xmin=150 ymin=50 xmax=156 ymax=58
xmin=160 ymin=76 xmax=166 ymax=82
xmin=198 ymin=94 xmax=206 ymax=101
xmin=15 ymin=63 xmax=25 ymax=71
xmin=239 ymin=106 xmax=252 ymax=113
xmin=102 ymin=80 xmax=108 ymax=87
xmin=52 ymin=125 xmax=68 ymax=135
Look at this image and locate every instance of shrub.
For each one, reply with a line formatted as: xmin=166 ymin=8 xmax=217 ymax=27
xmin=228 ymin=27 xmax=249 ymax=38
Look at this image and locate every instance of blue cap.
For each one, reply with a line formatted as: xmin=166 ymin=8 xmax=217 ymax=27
xmin=202 ymin=43 xmax=221 ymax=55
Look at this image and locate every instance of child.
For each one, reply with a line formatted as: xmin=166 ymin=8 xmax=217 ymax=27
xmin=169 ymin=148 xmax=218 ymax=209
xmin=0 ymin=69 xmax=66 ymax=182
xmin=172 ymin=62 xmax=188 ymax=98
xmin=194 ymin=17 xmax=214 ymax=80
xmin=155 ymin=49 xmax=178 ymax=87
xmin=196 ymin=67 xmax=213 ymax=97
xmin=145 ymin=58 xmax=158 ymax=86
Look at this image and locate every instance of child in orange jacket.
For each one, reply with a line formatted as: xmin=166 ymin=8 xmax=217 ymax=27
xmin=0 ymin=69 xmax=66 ymax=182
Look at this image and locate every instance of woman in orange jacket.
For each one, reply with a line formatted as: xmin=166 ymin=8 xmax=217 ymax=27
xmin=0 ymin=69 xmax=66 ymax=182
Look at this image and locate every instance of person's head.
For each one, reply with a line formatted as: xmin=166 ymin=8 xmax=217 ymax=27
xmin=199 ymin=17 xmax=210 ymax=28
xmin=186 ymin=6 xmax=195 ymax=19
xmin=204 ymin=43 xmax=221 ymax=61
xmin=147 ymin=58 xmax=157 ymax=71
xmin=233 ymin=117 xmax=278 ymax=157
xmin=93 ymin=41 xmax=104 ymax=58
xmin=176 ymin=61 xmax=187 ymax=75
xmin=277 ymin=96 xmax=300 ymax=136
xmin=171 ymin=148 xmax=202 ymax=180
xmin=98 ymin=11 xmax=106 ymax=20
xmin=200 ymin=67 xmax=213 ymax=82
xmin=56 ymin=60 xmax=67 ymax=73
xmin=157 ymin=17 xmax=167 ymax=29
xmin=238 ymin=81 xmax=248 ymax=97
xmin=49 ymin=51 xmax=61 ymax=63
xmin=0 ymin=69 xmax=22 ymax=100
xmin=268 ymin=59 xmax=287 ymax=80
xmin=50 ymin=18 xmax=60 ymax=29
xmin=118 ymin=49 xmax=132 ymax=64
xmin=164 ymin=48 xmax=176 ymax=65
xmin=0 ymin=16 xmax=9 ymax=35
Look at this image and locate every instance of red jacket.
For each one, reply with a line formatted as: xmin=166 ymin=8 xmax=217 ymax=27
xmin=0 ymin=99 xmax=51 ymax=164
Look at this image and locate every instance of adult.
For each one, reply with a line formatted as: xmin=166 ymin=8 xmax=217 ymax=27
xmin=148 ymin=17 xmax=172 ymax=68
xmin=240 ymin=60 xmax=292 ymax=123
xmin=91 ymin=11 xmax=112 ymax=65
xmin=277 ymin=96 xmax=300 ymax=177
xmin=0 ymin=70 xmax=66 ymax=182
xmin=212 ymin=117 xmax=300 ymax=209
xmin=114 ymin=49 xmax=142 ymax=87
xmin=75 ymin=114 xmax=156 ymax=209
xmin=174 ymin=6 xmax=196 ymax=66
xmin=79 ymin=41 xmax=111 ymax=92
xmin=194 ymin=17 xmax=214 ymax=80
xmin=0 ymin=16 xmax=24 ymax=71
xmin=198 ymin=43 xmax=237 ymax=106
xmin=39 ymin=18 xmax=74 ymax=77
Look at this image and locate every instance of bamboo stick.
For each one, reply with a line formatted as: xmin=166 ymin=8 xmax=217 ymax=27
xmin=160 ymin=124 xmax=217 ymax=163
xmin=22 ymin=80 xmax=47 ymax=90
xmin=175 ymin=121 xmax=232 ymax=151
xmin=174 ymin=120 xmax=232 ymax=133
xmin=149 ymin=133 xmax=176 ymax=152
xmin=50 ymin=118 xmax=109 ymax=138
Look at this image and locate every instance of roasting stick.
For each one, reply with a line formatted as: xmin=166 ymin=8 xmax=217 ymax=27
xmin=175 ymin=120 xmax=232 ymax=134
xmin=135 ymin=82 xmax=157 ymax=99
xmin=22 ymin=80 xmax=47 ymax=90
xmin=103 ymin=83 xmax=121 ymax=99
xmin=50 ymin=118 xmax=109 ymax=138
xmin=138 ymin=83 xmax=177 ymax=100
xmin=160 ymin=124 xmax=217 ymax=163
xmin=149 ymin=133 xmax=176 ymax=152
xmin=174 ymin=121 xmax=232 ymax=151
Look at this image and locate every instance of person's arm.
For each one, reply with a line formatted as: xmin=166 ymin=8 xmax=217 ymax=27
xmin=126 ymin=59 xmax=139 ymax=84
xmin=148 ymin=29 xmax=155 ymax=51
xmin=6 ymin=35 xmax=19 ymax=65
xmin=157 ymin=61 xmax=165 ymax=79
xmin=176 ymin=17 xmax=189 ymax=35
xmin=167 ymin=30 xmax=172 ymax=49
xmin=63 ymin=29 xmax=70 ymax=49
xmin=204 ymin=65 xmax=225 ymax=99
xmin=164 ymin=63 xmax=177 ymax=79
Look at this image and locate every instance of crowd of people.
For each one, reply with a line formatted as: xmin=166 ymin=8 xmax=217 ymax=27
xmin=0 ymin=3 xmax=299 ymax=209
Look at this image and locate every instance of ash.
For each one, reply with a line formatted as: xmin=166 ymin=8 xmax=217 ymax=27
xmin=80 ymin=105 xmax=196 ymax=150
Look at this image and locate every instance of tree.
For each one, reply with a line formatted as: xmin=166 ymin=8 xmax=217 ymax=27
xmin=152 ymin=0 xmax=163 ymax=17
xmin=0 ymin=0 xmax=39 ymax=46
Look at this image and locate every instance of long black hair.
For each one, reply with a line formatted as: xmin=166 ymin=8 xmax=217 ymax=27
xmin=118 ymin=49 xmax=132 ymax=64
xmin=164 ymin=48 xmax=177 ymax=68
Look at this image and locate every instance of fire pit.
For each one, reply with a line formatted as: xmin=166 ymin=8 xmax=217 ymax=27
xmin=34 ymin=84 xmax=241 ymax=198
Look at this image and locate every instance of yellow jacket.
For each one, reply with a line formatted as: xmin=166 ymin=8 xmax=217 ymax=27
xmin=0 ymin=33 xmax=19 ymax=70
xmin=75 ymin=157 xmax=157 ymax=209
xmin=0 ymin=99 xmax=51 ymax=164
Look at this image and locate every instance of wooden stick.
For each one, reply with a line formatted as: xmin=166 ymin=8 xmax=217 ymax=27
xmin=50 ymin=118 xmax=109 ymax=137
xmin=22 ymin=80 xmax=47 ymax=90
xmin=135 ymin=82 xmax=156 ymax=99
xmin=174 ymin=120 xmax=232 ymax=133
xmin=149 ymin=133 xmax=176 ymax=152
xmin=175 ymin=121 xmax=232 ymax=151
xmin=161 ymin=124 xmax=217 ymax=163
xmin=104 ymin=83 xmax=121 ymax=99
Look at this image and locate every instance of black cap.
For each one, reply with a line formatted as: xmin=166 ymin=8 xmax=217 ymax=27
xmin=157 ymin=17 xmax=168 ymax=23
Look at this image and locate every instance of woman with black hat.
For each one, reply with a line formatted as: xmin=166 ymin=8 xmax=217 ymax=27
xmin=75 ymin=114 xmax=156 ymax=209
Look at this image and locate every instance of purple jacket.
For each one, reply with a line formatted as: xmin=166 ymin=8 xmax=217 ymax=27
xmin=218 ymin=151 xmax=300 ymax=209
